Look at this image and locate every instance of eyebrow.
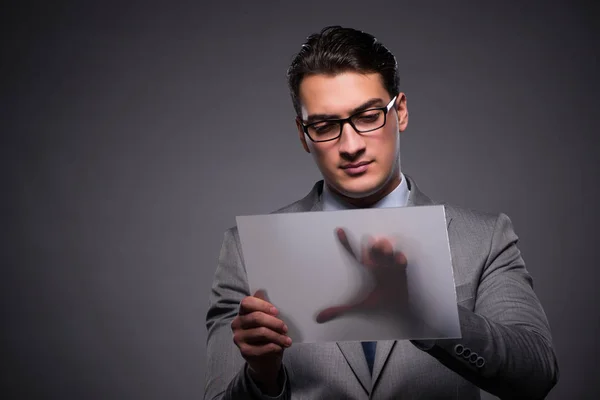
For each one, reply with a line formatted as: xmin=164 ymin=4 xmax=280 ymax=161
xmin=304 ymin=98 xmax=385 ymax=124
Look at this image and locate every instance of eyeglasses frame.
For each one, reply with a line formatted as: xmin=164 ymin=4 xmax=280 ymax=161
xmin=299 ymin=95 xmax=398 ymax=143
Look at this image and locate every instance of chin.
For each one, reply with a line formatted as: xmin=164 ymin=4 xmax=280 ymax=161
xmin=333 ymin=176 xmax=387 ymax=199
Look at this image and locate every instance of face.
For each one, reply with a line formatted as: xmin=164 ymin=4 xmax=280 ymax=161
xmin=296 ymin=72 xmax=409 ymax=205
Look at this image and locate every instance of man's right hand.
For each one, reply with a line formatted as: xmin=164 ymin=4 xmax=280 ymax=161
xmin=231 ymin=289 xmax=292 ymax=395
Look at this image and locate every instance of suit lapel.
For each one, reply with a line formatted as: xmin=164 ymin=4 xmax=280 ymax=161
xmin=371 ymin=340 xmax=396 ymax=388
xmin=336 ymin=341 xmax=372 ymax=394
xmin=310 ymin=194 xmax=323 ymax=212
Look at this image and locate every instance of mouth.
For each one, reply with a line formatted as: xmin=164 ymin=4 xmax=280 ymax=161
xmin=341 ymin=161 xmax=372 ymax=176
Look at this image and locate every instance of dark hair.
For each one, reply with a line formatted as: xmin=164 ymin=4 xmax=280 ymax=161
xmin=286 ymin=25 xmax=400 ymax=117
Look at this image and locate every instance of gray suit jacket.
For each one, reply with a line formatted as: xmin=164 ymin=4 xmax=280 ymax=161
xmin=204 ymin=175 xmax=559 ymax=400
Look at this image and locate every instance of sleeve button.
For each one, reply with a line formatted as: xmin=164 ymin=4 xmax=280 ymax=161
xmin=462 ymin=348 xmax=472 ymax=358
xmin=454 ymin=344 xmax=464 ymax=355
xmin=469 ymin=353 xmax=479 ymax=363
xmin=475 ymin=356 xmax=486 ymax=368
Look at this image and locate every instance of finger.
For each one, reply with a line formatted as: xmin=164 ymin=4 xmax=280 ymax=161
xmin=370 ymin=238 xmax=395 ymax=266
xmin=335 ymin=227 xmax=359 ymax=261
xmin=362 ymin=236 xmax=393 ymax=267
xmin=238 ymin=342 xmax=285 ymax=358
xmin=238 ymin=311 xmax=288 ymax=334
xmin=361 ymin=237 xmax=376 ymax=268
xmin=394 ymin=251 xmax=408 ymax=267
xmin=236 ymin=326 xmax=292 ymax=348
xmin=372 ymin=237 xmax=394 ymax=256
xmin=315 ymin=304 xmax=355 ymax=323
xmin=239 ymin=295 xmax=278 ymax=316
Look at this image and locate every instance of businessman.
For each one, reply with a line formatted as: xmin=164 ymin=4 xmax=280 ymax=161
xmin=204 ymin=26 xmax=559 ymax=399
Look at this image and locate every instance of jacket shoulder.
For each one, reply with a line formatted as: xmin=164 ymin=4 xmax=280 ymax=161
xmin=444 ymin=203 xmax=500 ymax=229
xmin=222 ymin=181 xmax=323 ymax=235
xmin=442 ymin=203 xmax=519 ymax=249
xmin=269 ymin=180 xmax=323 ymax=215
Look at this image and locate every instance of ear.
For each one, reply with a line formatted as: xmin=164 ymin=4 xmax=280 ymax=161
xmin=296 ymin=117 xmax=311 ymax=153
xmin=395 ymin=93 xmax=409 ymax=133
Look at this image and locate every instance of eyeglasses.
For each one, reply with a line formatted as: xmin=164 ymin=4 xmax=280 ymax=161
xmin=300 ymin=96 xmax=397 ymax=143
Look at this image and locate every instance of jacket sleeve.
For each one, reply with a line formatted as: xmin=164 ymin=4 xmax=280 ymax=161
xmin=204 ymin=227 xmax=290 ymax=400
xmin=413 ymin=213 xmax=559 ymax=399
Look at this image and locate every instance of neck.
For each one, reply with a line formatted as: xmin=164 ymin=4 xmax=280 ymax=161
xmin=327 ymin=170 xmax=402 ymax=209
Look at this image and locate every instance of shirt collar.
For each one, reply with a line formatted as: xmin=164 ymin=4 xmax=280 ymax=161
xmin=322 ymin=172 xmax=410 ymax=211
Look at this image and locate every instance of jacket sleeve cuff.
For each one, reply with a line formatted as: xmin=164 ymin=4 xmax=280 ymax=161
xmin=410 ymin=339 xmax=436 ymax=351
xmin=244 ymin=364 xmax=289 ymax=400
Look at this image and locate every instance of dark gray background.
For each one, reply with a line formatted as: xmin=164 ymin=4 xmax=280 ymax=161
xmin=3 ymin=1 xmax=598 ymax=399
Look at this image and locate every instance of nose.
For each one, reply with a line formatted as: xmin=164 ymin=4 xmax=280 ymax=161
xmin=338 ymin=121 xmax=366 ymax=157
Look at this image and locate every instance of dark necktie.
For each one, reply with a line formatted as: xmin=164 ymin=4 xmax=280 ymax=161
xmin=361 ymin=341 xmax=377 ymax=375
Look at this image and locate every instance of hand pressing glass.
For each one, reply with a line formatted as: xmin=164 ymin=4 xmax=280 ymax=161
xmin=315 ymin=227 xmax=412 ymax=324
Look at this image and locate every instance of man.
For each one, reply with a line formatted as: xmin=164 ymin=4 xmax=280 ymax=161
xmin=204 ymin=26 xmax=559 ymax=399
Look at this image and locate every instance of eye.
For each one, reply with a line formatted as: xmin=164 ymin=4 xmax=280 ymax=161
xmin=356 ymin=112 xmax=380 ymax=123
xmin=312 ymin=122 xmax=337 ymax=135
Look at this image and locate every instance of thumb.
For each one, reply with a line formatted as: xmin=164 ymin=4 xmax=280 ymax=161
xmin=253 ymin=289 xmax=270 ymax=302
xmin=315 ymin=304 xmax=355 ymax=324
